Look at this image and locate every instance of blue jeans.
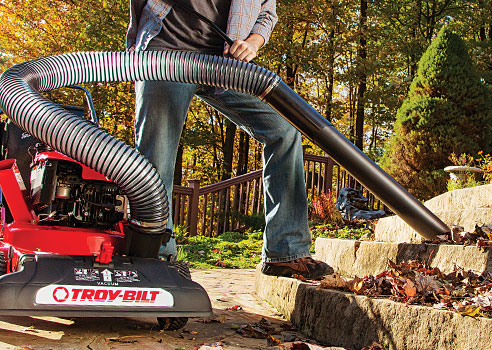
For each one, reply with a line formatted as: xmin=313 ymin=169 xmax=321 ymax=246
xmin=135 ymin=81 xmax=311 ymax=263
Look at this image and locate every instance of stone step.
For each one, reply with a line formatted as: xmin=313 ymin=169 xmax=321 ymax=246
xmin=375 ymin=184 xmax=492 ymax=243
xmin=315 ymin=238 xmax=492 ymax=277
xmin=255 ymin=267 xmax=492 ymax=350
xmin=425 ymin=184 xmax=492 ymax=211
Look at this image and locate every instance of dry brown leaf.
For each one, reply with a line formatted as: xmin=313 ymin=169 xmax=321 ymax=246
xmin=319 ymin=273 xmax=346 ymax=289
xmin=403 ymin=279 xmax=417 ymax=297
xmin=346 ymin=277 xmax=365 ymax=294
xmin=414 ymin=273 xmax=441 ymax=293
xmin=267 ymin=335 xmax=282 ymax=346
xmin=293 ymin=274 xmax=307 ymax=282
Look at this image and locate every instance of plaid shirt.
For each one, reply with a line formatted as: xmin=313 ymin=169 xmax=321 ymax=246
xmin=126 ymin=0 xmax=277 ymax=51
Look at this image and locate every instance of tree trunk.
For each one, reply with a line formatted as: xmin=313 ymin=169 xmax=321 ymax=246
xmin=355 ymin=0 xmax=367 ymax=150
xmin=410 ymin=0 xmax=422 ymax=78
xmin=285 ymin=23 xmax=297 ymax=89
xmin=325 ymin=28 xmax=335 ymax=122
xmin=221 ymin=120 xmax=236 ymax=180
xmin=237 ymin=131 xmax=250 ymax=176
xmin=173 ymin=144 xmax=183 ymax=186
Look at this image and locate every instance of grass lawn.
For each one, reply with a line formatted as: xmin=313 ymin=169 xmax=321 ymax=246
xmin=177 ymin=220 xmax=374 ymax=269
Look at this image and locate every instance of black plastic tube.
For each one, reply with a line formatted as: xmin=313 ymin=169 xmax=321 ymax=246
xmin=263 ymin=81 xmax=450 ymax=239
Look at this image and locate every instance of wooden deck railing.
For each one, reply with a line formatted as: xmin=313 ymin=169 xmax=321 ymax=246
xmin=172 ymin=153 xmax=386 ymax=236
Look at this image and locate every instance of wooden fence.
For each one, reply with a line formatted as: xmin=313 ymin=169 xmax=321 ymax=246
xmin=172 ymin=153 xmax=386 ymax=236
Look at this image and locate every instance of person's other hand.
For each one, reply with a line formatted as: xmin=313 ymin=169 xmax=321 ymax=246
xmin=224 ymin=34 xmax=264 ymax=62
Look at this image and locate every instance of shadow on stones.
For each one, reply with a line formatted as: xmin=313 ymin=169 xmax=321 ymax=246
xmin=395 ymin=243 xmax=438 ymax=266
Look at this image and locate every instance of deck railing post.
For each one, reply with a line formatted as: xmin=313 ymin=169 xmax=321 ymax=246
xmin=188 ymin=179 xmax=201 ymax=236
xmin=324 ymin=157 xmax=334 ymax=194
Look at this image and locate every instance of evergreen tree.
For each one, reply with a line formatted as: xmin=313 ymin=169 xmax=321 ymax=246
xmin=381 ymin=26 xmax=492 ymax=200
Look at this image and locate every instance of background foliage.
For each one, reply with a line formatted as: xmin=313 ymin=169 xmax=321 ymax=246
xmin=381 ymin=27 xmax=492 ymax=200
xmin=1 ymin=0 xmax=491 ymax=198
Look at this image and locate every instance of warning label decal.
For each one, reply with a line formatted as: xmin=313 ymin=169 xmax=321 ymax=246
xmin=73 ymin=268 xmax=140 ymax=284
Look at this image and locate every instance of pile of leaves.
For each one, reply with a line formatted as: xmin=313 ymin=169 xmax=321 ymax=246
xmin=319 ymin=260 xmax=492 ymax=318
xmin=424 ymin=224 xmax=492 ymax=248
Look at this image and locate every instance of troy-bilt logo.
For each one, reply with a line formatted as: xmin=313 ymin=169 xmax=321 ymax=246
xmin=35 ymin=285 xmax=174 ymax=307
xmin=53 ymin=286 xmax=70 ymax=302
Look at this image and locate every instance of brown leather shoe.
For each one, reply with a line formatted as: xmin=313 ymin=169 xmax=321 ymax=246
xmin=261 ymin=257 xmax=333 ymax=280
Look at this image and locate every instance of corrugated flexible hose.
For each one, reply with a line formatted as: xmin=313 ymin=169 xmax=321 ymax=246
xmin=0 ymin=51 xmax=280 ymax=257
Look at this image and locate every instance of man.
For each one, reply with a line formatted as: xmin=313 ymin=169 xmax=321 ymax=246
xmin=126 ymin=0 xmax=332 ymax=279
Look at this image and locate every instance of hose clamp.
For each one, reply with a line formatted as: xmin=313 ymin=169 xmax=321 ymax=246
xmin=129 ymin=218 xmax=168 ymax=229
xmin=258 ymin=76 xmax=281 ymax=101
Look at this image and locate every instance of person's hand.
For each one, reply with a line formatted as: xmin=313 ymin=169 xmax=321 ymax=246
xmin=224 ymin=33 xmax=265 ymax=62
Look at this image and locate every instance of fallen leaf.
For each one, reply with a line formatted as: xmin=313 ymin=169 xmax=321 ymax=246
xmin=293 ymin=274 xmax=307 ymax=282
xmin=461 ymin=305 xmax=481 ymax=317
xmin=472 ymin=296 xmax=492 ymax=308
xmin=347 ymin=277 xmax=365 ymax=294
xmin=229 ymin=305 xmax=243 ymax=311
xmin=414 ymin=273 xmax=441 ymax=294
xmin=267 ymin=335 xmax=282 ymax=346
xmin=433 ymin=302 xmax=448 ymax=310
xmin=236 ymin=318 xmax=275 ymax=339
xmin=387 ymin=260 xmax=399 ymax=270
xmin=403 ymin=279 xmax=417 ymax=297
xmin=319 ymin=273 xmax=346 ymax=289
xmin=237 ymin=324 xmax=268 ymax=339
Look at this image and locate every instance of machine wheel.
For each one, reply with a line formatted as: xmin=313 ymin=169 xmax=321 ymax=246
xmin=156 ymin=262 xmax=191 ymax=331
xmin=173 ymin=261 xmax=191 ymax=280
xmin=157 ymin=317 xmax=188 ymax=331
xmin=0 ymin=251 xmax=6 ymax=275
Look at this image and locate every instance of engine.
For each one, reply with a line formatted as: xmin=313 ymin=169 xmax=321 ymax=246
xmin=30 ymin=155 xmax=128 ymax=229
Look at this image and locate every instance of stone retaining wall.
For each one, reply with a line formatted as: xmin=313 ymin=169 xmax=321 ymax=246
xmin=374 ymin=184 xmax=492 ymax=243
xmin=255 ymin=268 xmax=492 ymax=350
xmin=315 ymin=238 xmax=492 ymax=277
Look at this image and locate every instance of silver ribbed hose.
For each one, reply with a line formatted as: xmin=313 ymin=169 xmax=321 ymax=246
xmin=0 ymin=51 xmax=280 ymax=235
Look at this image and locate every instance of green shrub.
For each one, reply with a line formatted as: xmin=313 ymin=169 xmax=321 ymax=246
xmin=446 ymin=152 xmax=486 ymax=191
xmin=236 ymin=212 xmax=265 ymax=231
xmin=446 ymin=175 xmax=484 ymax=191
xmin=217 ymin=231 xmax=247 ymax=242
xmin=381 ymin=27 xmax=492 ymax=200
